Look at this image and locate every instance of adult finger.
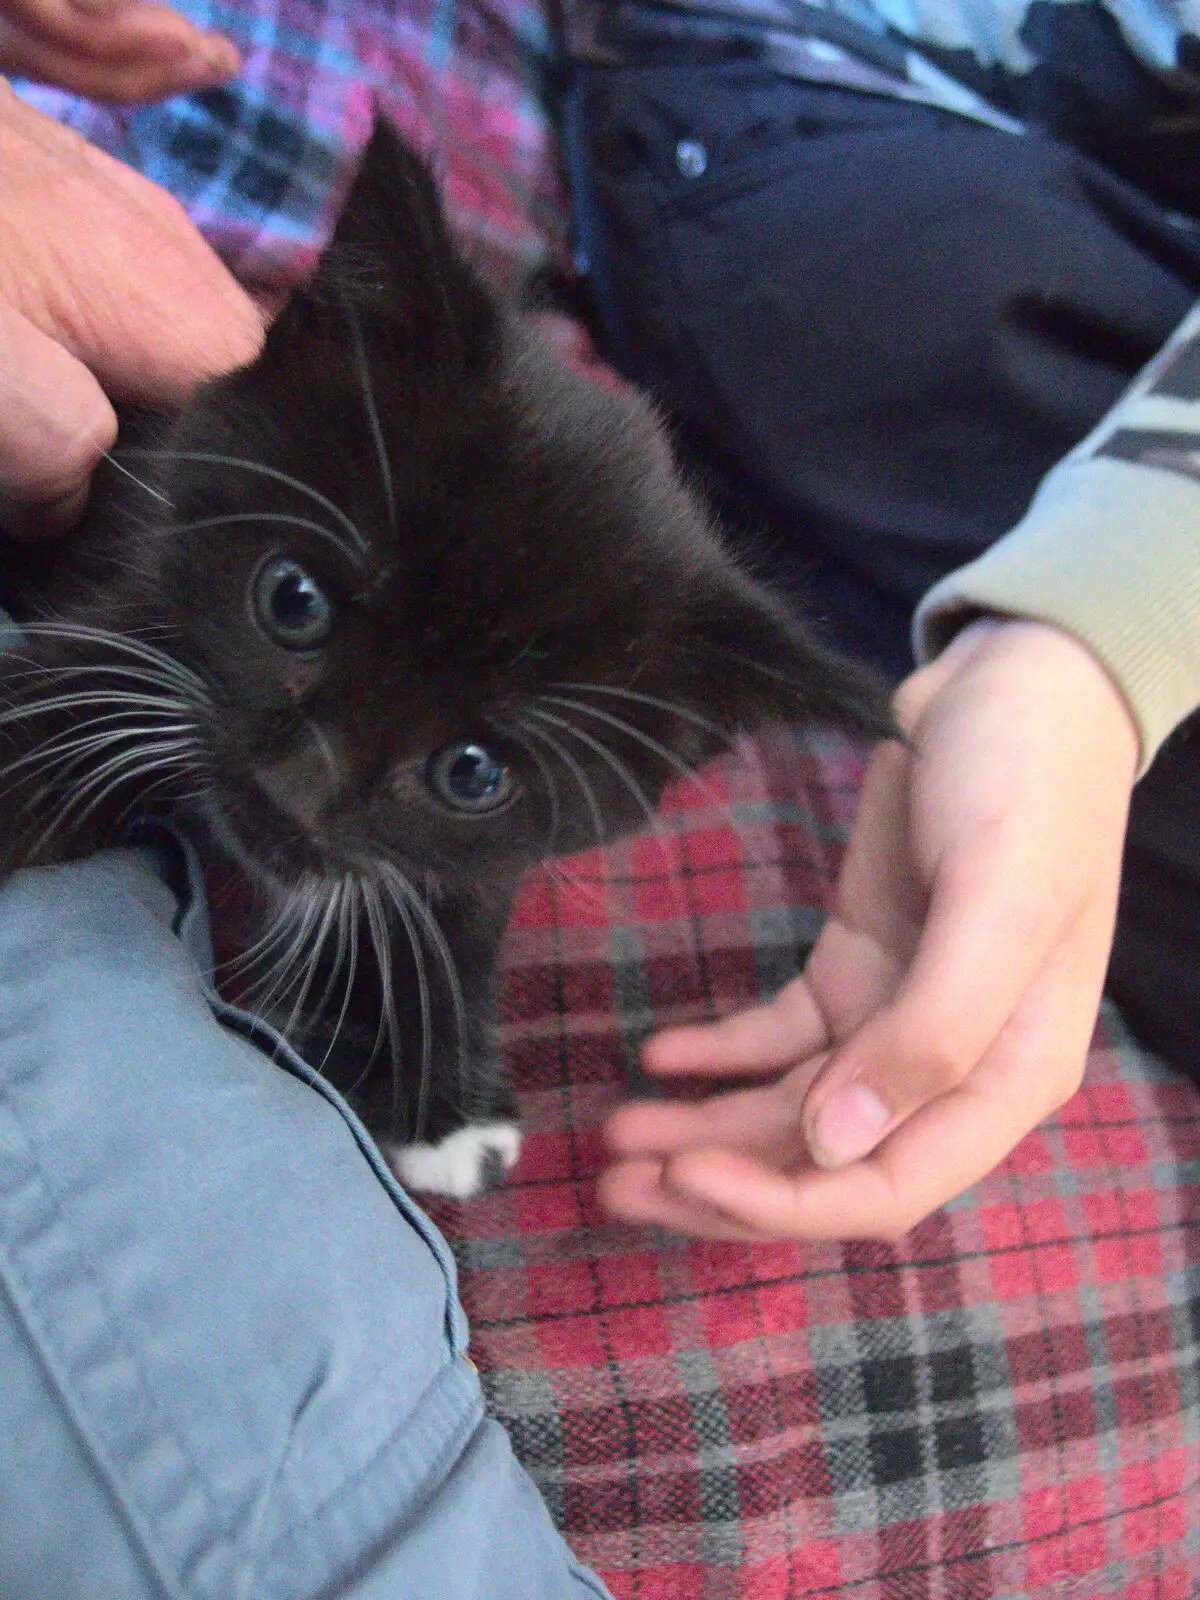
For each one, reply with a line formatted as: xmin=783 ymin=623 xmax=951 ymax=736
xmin=0 ymin=295 xmax=115 ymax=537
xmin=0 ymin=3 xmax=238 ymax=101
xmin=0 ymin=88 xmax=264 ymax=400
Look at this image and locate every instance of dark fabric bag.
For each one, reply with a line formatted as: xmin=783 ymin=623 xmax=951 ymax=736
xmin=560 ymin=18 xmax=1200 ymax=1068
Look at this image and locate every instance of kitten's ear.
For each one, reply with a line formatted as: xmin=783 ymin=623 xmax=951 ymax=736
xmin=687 ymin=569 xmax=894 ymax=743
xmin=312 ymin=120 xmax=496 ymax=364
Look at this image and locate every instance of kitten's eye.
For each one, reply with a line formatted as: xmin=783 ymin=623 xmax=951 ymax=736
xmin=252 ymin=556 xmax=335 ymax=650
xmin=426 ymin=740 xmax=515 ymax=814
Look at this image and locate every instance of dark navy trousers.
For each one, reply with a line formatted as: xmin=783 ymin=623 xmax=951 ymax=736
xmin=564 ymin=53 xmax=1200 ymax=1069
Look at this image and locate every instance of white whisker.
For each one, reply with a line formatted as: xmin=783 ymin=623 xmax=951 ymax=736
xmin=361 ymin=879 xmax=402 ymax=1116
xmin=100 ymin=449 xmax=172 ymax=505
xmin=517 ymin=716 xmax=607 ymax=853
xmin=376 ymin=862 xmax=471 ymax=1108
xmin=529 ymin=706 xmax=689 ymax=892
xmin=122 ymin=449 xmax=368 ymax=559
xmin=166 ymin=510 xmax=363 ymax=564
xmin=9 ymin=624 xmax=209 ymax=697
xmin=506 ymin=727 xmax=561 ymax=853
xmin=550 ymin=680 xmax=730 ymax=743
xmin=377 ymin=869 xmax=433 ymax=1138
xmin=542 ymin=693 xmax=722 ymax=805
xmin=347 ymin=302 xmax=395 ymax=533
xmin=327 ymin=884 xmax=364 ymax=1087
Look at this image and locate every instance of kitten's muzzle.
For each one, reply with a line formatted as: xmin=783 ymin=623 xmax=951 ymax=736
xmin=254 ymin=732 xmax=342 ymax=834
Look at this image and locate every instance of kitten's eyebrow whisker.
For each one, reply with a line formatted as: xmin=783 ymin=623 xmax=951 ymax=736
xmin=541 ymin=858 xmax=607 ymax=917
xmin=534 ymin=707 xmax=662 ymax=837
xmin=695 ymin=641 xmax=817 ymax=718
xmin=542 ymin=693 xmax=723 ymax=806
xmin=505 ymin=727 xmax=560 ymax=855
xmin=346 ymin=302 xmax=396 ymax=534
xmin=530 ymin=706 xmax=691 ymax=903
xmin=517 ymin=716 xmax=606 ymax=855
xmin=549 ymin=680 xmax=731 ymax=744
xmin=121 ymin=449 xmax=369 ymax=558
xmin=166 ymin=511 xmax=362 ymax=566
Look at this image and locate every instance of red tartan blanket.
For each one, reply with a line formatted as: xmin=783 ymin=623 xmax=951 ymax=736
xmin=423 ymin=730 xmax=1200 ymax=1599
xmin=31 ymin=0 xmax=1200 ymax=1584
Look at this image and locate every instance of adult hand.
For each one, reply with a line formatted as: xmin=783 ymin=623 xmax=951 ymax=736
xmin=0 ymin=0 xmax=238 ymax=102
xmin=600 ymin=618 xmax=1140 ymax=1241
xmin=0 ymin=81 xmax=262 ymax=537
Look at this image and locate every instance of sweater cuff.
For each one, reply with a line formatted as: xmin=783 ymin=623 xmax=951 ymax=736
xmin=913 ymin=457 xmax=1200 ymax=776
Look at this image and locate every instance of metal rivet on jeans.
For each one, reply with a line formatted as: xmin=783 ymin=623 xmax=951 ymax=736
xmin=675 ymin=138 xmax=707 ymax=178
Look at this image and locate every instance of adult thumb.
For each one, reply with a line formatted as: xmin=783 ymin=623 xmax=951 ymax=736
xmin=0 ymin=295 xmax=117 ymax=538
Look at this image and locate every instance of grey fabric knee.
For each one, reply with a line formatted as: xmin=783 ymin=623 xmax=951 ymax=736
xmin=0 ymin=845 xmax=608 ymax=1600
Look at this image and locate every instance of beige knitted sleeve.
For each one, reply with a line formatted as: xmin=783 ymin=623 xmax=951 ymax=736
xmin=914 ymin=302 xmax=1200 ymax=775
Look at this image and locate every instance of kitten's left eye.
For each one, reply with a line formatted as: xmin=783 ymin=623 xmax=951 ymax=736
xmin=252 ymin=556 xmax=335 ymax=650
xmin=426 ymin=740 xmax=516 ymax=814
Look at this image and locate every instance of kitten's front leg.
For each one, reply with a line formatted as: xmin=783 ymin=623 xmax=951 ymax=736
xmin=307 ymin=875 xmax=521 ymax=1199
xmin=385 ymin=877 xmax=522 ymax=1200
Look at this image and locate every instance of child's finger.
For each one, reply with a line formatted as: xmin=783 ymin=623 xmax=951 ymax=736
xmin=643 ymin=975 xmax=829 ymax=1077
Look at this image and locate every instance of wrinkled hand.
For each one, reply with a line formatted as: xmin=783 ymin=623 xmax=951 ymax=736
xmin=600 ymin=618 xmax=1140 ymax=1241
xmin=0 ymin=81 xmax=262 ymax=537
xmin=0 ymin=0 xmax=238 ymax=102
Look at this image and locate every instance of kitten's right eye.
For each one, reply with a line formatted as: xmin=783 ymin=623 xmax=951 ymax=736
xmin=425 ymin=740 xmax=516 ymax=814
xmin=252 ymin=556 xmax=335 ymax=650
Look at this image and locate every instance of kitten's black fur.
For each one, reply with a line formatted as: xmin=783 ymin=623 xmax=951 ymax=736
xmin=0 ymin=124 xmax=886 ymax=1196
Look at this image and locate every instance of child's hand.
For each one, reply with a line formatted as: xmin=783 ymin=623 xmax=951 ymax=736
xmin=0 ymin=0 xmax=238 ymax=102
xmin=600 ymin=619 xmax=1139 ymax=1241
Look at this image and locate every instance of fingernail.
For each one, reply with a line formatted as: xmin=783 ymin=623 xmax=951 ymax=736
xmin=178 ymin=35 xmax=241 ymax=84
xmin=809 ymin=1083 xmax=890 ymax=1168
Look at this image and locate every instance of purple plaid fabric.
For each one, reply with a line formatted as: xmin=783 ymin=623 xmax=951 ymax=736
xmin=15 ymin=0 xmax=569 ymax=290
xmin=22 ymin=10 xmax=1200 ymax=1593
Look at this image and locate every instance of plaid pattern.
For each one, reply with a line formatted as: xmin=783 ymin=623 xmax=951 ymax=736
xmin=23 ymin=9 xmax=1200 ymax=1591
xmin=14 ymin=0 xmax=569 ymax=289
xmin=421 ymin=729 xmax=1200 ymax=1599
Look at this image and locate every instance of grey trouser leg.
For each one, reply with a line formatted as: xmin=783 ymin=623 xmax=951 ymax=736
xmin=0 ymin=845 xmax=608 ymax=1600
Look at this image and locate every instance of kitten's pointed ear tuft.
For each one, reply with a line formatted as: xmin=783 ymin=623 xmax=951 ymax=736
xmin=328 ymin=120 xmax=446 ymax=259
xmin=690 ymin=571 xmax=895 ymax=743
xmin=313 ymin=119 xmax=496 ymax=364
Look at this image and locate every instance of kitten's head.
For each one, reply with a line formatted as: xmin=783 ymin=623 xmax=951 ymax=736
xmin=15 ymin=124 xmax=885 ymax=894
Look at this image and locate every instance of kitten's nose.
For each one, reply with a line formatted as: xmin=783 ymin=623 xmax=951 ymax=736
xmin=254 ymin=723 xmax=343 ymax=831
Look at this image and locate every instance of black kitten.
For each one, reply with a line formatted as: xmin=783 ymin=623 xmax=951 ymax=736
xmin=0 ymin=124 xmax=884 ymax=1197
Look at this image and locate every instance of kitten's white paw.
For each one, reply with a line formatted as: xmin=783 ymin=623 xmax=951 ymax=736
xmin=390 ymin=1122 xmax=521 ymax=1199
